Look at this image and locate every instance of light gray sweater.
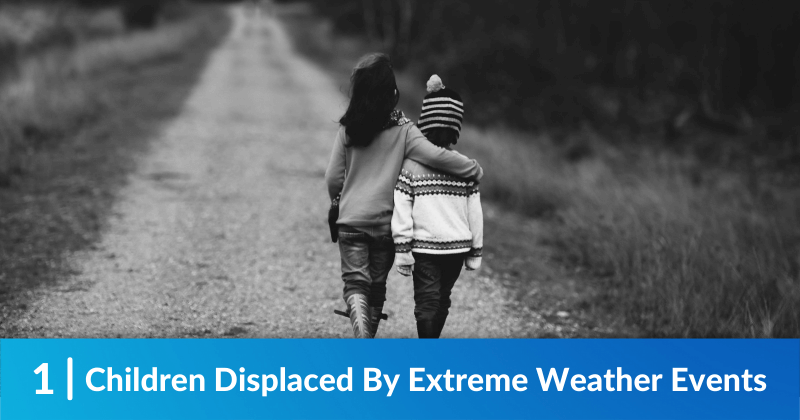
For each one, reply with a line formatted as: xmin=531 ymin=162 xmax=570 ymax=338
xmin=325 ymin=122 xmax=482 ymax=227
xmin=392 ymin=158 xmax=483 ymax=270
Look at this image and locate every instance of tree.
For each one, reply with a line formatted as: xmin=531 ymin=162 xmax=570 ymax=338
xmin=121 ymin=0 xmax=162 ymax=30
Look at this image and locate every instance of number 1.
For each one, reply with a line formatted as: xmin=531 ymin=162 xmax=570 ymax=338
xmin=34 ymin=363 xmax=54 ymax=395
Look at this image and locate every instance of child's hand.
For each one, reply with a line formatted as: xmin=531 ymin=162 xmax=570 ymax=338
xmin=394 ymin=253 xmax=414 ymax=276
xmin=465 ymin=257 xmax=481 ymax=271
xmin=397 ymin=265 xmax=413 ymax=276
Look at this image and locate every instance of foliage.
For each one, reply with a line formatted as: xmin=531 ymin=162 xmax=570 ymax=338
xmin=298 ymin=0 xmax=800 ymax=136
xmin=455 ymin=125 xmax=800 ymax=337
xmin=0 ymin=4 xmax=230 ymax=317
xmin=121 ymin=0 xmax=162 ymax=30
xmin=0 ymin=2 xmax=214 ymax=183
xmin=279 ymin=3 xmax=800 ymax=338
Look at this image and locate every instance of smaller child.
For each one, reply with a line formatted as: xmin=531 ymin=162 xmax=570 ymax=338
xmin=391 ymin=75 xmax=483 ymax=339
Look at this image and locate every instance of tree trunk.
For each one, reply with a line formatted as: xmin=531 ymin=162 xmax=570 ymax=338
xmin=414 ymin=0 xmax=446 ymax=54
xmin=395 ymin=0 xmax=415 ymax=64
xmin=0 ymin=113 xmax=10 ymax=187
xmin=551 ymin=0 xmax=567 ymax=55
xmin=380 ymin=0 xmax=396 ymax=54
xmin=362 ymin=0 xmax=378 ymax=44
xmin=699 ymin=3 xmax=727 ymax=116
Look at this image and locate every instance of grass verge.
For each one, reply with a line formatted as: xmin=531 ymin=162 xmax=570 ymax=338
xmin=0 ymin=5 xmax=231 ymax=334
xmin=460 ymin=127 xmax=800 ymax=337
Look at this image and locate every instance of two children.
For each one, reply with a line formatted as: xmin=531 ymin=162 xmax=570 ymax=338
xmin=391 ymin=75 xmax=484 ymax=339
xmin=326 ymin=54 xmax=483 ymax=339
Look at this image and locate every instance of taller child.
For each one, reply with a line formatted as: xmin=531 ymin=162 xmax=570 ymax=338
xmin=325 ymin=54 xmax=483 ymax=338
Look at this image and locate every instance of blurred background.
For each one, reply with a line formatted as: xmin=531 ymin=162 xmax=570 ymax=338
xmin=276 ymin=0 xmax=800 ymax=338
xmin=0 ymin=0 xmax=233 ymax=334
xmin=0 ymin=0 xmax=236 ymax=185
xmin=1 ymin=0 xmax=799 ymax=338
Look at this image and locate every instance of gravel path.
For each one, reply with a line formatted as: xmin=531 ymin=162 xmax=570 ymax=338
xmin=7 ymin=5 xmax=540 ymax=338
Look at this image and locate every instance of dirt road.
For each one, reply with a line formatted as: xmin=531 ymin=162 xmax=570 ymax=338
xmin=6 ymin=6 xmax=544 ymax=338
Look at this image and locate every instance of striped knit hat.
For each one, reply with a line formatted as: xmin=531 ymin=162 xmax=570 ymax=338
xmin=417 ymin=75 xmax=464 ymax=138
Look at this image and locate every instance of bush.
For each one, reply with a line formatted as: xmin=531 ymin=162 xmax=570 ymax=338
xmin=457 ymin=124 xmax=800 ymax=337
xmin=0 ymin=40 xmax=19 ymax=83
xmin=74 ymin=0 xmax=113 ymax=7
xmin=121 ymin=1 xmax=162 ymax=30
xmin=0 ymin=1 xmax=221 ymax=187
xmin=160 ymin=0 xmax=191 ymax=22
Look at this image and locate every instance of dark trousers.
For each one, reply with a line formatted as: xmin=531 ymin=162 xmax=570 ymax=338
xmin=338 ymin=225 xmax=395 ymax=305
xmin=412 ymin=252 xmax=465 ymax=321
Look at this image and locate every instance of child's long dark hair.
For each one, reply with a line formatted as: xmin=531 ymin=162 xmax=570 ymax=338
xmin=339 ymin=53 xmax=399 ymax=147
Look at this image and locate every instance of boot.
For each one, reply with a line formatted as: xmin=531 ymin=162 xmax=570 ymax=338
xmin=346 ymin=294 xmax=372 ymax=338
xmin=433 ymin=314 xmax=448 ymax=339
xmin=416 ymin=319 xmax=437 ymax=339
xmin=369 ymin=305 xmax=384 ymax=337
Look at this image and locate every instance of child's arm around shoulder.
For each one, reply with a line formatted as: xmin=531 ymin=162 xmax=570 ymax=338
xmin=391 ymin=160 xmax=417 ymax=275
xmin=404 ymin=124 xmax=483 ymax=181
xmin=465 ymin=181 xmax=483 ymax=271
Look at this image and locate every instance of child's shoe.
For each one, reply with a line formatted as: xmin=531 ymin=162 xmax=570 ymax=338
xmin=370 ymin=305 xmax=385 ymax=337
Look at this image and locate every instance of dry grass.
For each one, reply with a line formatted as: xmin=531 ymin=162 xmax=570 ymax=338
xmin=278 ymin=3 xmax=800 ymax=338
xmin=384 ymin=15 xmax=800 ymax=337
xmin=459 ymin=127 xmax=800 ymax=337
xmin=0 ymin=4 xmax=230 ymax=323
xmin=0 ymin=5 xmax=220 ymax=181
xmin=0 ymin=4 xmax=124 ymax=63
xmin=71 ymin=15 xmax=207 ymax=74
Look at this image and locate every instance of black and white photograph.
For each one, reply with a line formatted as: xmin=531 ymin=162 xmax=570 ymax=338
xmin=1 ymin=0 xmax=799 ymax=341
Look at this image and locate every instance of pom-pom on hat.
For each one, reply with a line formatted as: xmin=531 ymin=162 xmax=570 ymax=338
xmin=417 ymin=75 xmax=464 ymax=137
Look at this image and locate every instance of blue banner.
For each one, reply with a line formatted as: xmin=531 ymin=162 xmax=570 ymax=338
xmin=1 ymin=339 xmax=797 ymax=419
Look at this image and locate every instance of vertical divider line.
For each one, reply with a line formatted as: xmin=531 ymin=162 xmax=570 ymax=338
xmin=67 ymin=357 xmax=73 ymax=401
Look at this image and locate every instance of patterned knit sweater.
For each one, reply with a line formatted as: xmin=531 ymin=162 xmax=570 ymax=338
xmin=391 ymin=156 xmax=483 ymax=270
